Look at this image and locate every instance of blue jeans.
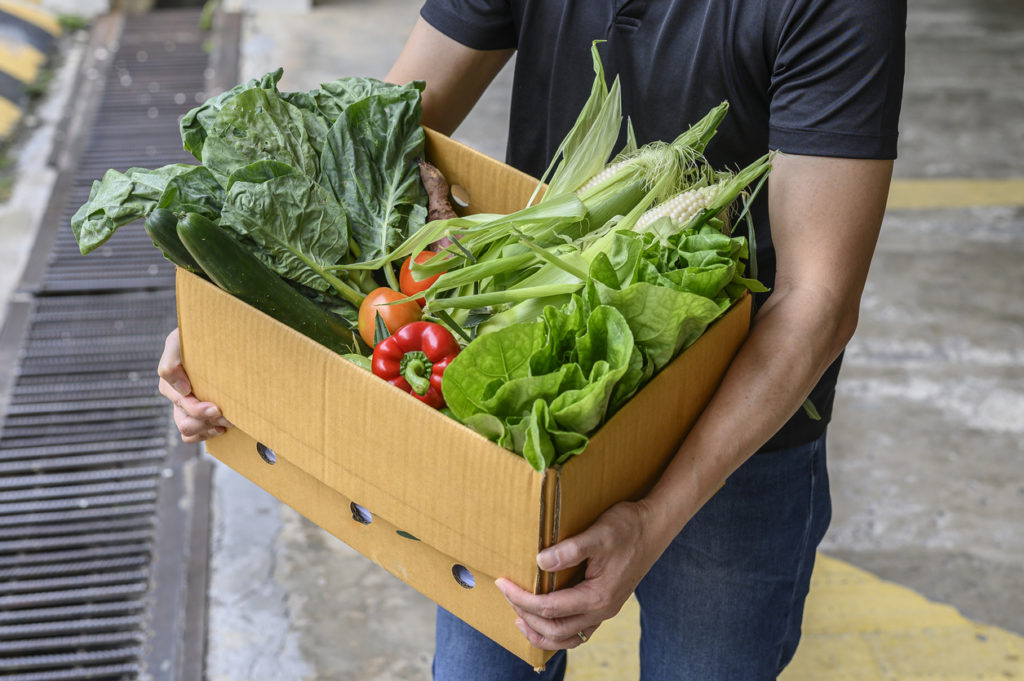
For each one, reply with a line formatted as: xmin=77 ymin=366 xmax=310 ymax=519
xmin=433 ymin=432 xmax=831 ymax=681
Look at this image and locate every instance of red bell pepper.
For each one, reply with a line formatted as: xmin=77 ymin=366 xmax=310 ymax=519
xmin=371 ymin=321 xmax=461 ymax=409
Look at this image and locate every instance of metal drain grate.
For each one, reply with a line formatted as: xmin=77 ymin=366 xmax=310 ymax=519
xmin=0 ymin=8 xmax=219 ymax=681
xmin=40 ymin=10 xmax=210 ymax=294
xmin=0 ymin=293 xmax=178 ymax=681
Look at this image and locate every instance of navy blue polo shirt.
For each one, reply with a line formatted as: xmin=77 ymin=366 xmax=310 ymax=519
xmin=420 ymin=0 xmax=906 ymax=451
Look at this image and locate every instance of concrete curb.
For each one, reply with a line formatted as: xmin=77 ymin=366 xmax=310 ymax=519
xmin=0 ymin=0 xmax=61 ymax=142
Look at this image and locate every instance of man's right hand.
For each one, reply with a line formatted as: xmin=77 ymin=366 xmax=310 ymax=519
xmin=157 ymin=328 xmax=231 ymax=443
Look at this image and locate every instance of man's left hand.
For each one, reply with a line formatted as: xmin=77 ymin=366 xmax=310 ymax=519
xmin=495 ymin=500 xmax=660 ymax=650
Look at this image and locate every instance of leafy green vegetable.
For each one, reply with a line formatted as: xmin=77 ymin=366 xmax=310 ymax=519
xmin=441 ymin=321 xmax=547 ymax=420
xmin=224 ymin=159 xmax=295 ymax=189
xmin=158 ymin=166 xmax=225 ymax=220
xmin=284 ymin=77 xmax=413 ymax=123
xmin=442 ymin=295 xmax=645 ymax=471
xmin=71 ymin=164 xmax=195 ymax=254
xmin=201 ymin=87 xmax=320 ymax=183
xmin=320 ymin=86 xmax=428 ymax=271
xmin=548 ymin=305 xmax=633 ymax=433
xmin=180 ymin=68 xmax=284 ymax=160
xmin=73 ymin=68 xmax=432 ymax=311
xmin=637 ymin=224 xmax=769 ymax=307
xmin=221 ymin=163 xmax=350 ymax=294
xmin=586 ymin=280 xmax=721 ymax=371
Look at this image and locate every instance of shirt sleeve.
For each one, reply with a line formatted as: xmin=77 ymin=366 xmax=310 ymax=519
xmin=420 ymin=0 xmax=517 ymax=51
xmin=768 ymin=0 xmax=906 ymax=159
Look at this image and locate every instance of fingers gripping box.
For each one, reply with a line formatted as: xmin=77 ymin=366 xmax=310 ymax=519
xmin=175 ymin=128 xmax=750 ymax=668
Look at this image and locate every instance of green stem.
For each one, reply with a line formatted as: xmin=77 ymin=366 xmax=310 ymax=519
xmin=350 ymin=269 xmax=378 ymax=294
xmin=270 ymin=236 xmax=365 ymax=307
xmin=383 ymin=261 xmax=400 ymax=290
xmin=516 ymin=239 xmax=589 ymax=281
xmin=430 ymin=310 xmax=473 ymax=343
xmin=429 ymin=283 xmax=581 ymax=311
xmin=400 ymin=352 xmax=432 ymax=395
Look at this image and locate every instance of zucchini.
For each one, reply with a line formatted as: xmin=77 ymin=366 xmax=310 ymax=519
xmin=145 ymin=209 xmax=205 ymax=274
xmin=176 ymin=212 xmax=366 ymax=356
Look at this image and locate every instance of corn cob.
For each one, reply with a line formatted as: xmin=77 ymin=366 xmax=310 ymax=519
xmin=575 ymin=159 xmax=632 ymax=195
xmin=633 ymin=182 xmax=724 ymax=231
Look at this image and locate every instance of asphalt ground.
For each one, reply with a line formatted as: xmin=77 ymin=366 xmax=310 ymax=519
xmin=0 ymin=0 xmax=1021 ymax=679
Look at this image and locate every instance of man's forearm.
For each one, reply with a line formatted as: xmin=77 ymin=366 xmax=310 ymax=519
xmin=385 ymin=18 xmax=513 ymax=135
xmin=494 ymin=154 xmax=890 ymax=651
xmin=638 ymin=153 xmax=891 ymax=553
xmin=639 ymin=286 xmax=853 ymax=550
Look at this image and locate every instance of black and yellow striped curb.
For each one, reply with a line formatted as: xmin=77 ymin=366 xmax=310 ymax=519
xmin=0 ymin=0 xmax=62 ymax=142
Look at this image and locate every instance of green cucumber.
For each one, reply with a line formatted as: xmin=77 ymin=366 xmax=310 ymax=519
xmin=145 ymin=208 xmax=204 ymax=274
xmin=176 ymin=212 xmax=366 ymax=356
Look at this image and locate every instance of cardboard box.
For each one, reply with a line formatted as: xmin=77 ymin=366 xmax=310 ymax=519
xmin=176 ymin=129 xmax=751 ymax=668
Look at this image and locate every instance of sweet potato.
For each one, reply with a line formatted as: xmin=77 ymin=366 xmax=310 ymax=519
xmin=418 ymin=159 xmax=458 ymax=221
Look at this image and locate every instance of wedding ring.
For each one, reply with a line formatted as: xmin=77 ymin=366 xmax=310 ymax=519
xmin=577 ymin=631 xmax=589 ymax=643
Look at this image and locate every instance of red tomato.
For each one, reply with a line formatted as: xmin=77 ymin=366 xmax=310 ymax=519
xmin=399 ymin=251 xmax=445 ymax=308
xmin=357 ymin=287 xmax=423 ymax=347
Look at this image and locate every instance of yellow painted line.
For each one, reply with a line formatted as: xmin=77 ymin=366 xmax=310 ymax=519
xmin=0 ymin=0 xmax=61 ymax=37
xmin=888 ymin=178 xmax=1024 ymax=210
xmin=0 ymin=40 xmax=46 ymax=83
xmin=564 ymin=554 xmax=1024 ymax=680
xmin=782 ymin=556 xmax=1024 ymax=680
xmin=0 ymin=95 xmax=21 ymax=138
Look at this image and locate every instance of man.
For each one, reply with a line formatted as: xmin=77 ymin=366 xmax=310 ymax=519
xmin=159 ymin=2 xmax=905 ymax=678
